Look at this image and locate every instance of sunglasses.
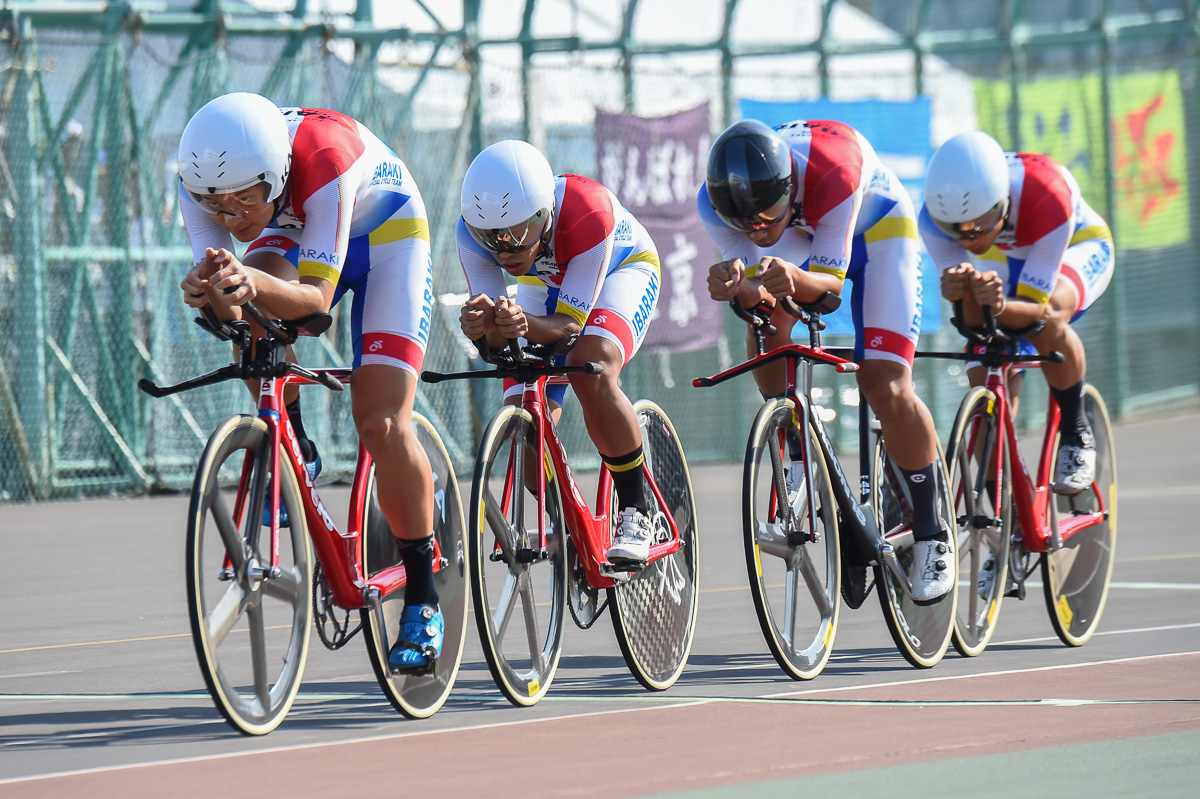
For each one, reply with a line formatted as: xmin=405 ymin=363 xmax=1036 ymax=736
xmin=931 ymin=199 xmax=1008 ymax=242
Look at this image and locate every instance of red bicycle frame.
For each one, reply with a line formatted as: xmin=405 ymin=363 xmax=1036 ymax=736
xmin=503 ymin=373 xmax=681 ymax=589
xmin=238 ymin=366 xmax=444 ymax=611
xmin=980 ymin=361 xmax=1108 ymax=553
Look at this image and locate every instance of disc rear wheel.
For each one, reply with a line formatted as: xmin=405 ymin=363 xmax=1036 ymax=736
xmin=872 ymin=441 xmax=956 ymax=668
xmin=361 ymin=413 xmax=468 ymax=718
xmin=609 ymin=401 xmax=700 ymax=691
xmin=1042 ymin=385 xmax=1117 ymax=646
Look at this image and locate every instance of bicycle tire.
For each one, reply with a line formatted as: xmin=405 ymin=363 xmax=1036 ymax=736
xmin=1042 ymin=384 xmax=1117 ymax=646
xmin=946 ymin=387 xmax=1012 ymax=657
xmin=186 ymin=414 xmax=312 ymax=735
xmin=469 ymin=406 xmax=567 ymax=706
xmin=872 ymin=440 xmax=957 ymax=668
xmin=360 ymin=413 xmax=468 ymax=718
xmin=741 ymin=398 xmax=840 ymax=681
xmin=609 ymin=400 xmax=700 ymax=691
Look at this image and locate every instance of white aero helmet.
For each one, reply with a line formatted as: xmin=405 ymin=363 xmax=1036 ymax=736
xmin=924 ymin=130 xmax=1011 ymax=240
xmin=178 ymin=92 xmax=292 ymax=203
xmin=461 ymin=140 xmax=555 ymax=253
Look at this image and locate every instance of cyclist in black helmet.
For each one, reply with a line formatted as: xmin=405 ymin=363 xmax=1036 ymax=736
xmin=699 ymin=118 xmax=953 ymax=602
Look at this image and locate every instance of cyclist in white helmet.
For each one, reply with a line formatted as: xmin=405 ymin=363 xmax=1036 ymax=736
xmin=177 ymin=92 xmax=444 ymax=674
xmin=921 ymin=131 xmax=1114 ymax=494
xmin=456 ymin=140 xmax=662 ymax=566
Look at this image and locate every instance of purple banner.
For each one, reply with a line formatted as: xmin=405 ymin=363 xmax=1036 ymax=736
xmin=595 ymin=104 xmax=723 ymax=353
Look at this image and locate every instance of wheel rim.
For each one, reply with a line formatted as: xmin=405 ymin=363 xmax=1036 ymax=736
xmin=470 ymin=410 xmax=566 ymax=705
xmin=610 ymin=402 xmax=700 ymax=691
xmin=948 ymin=391 xmax=1011 ymax=657
xmin=188 ymin=417 xmax=312 ymax=735
xmin=361 ymin=414 xmax=468 ymax=718
xmin=743 ymin=403 xmax=838 ymax=680
xmin=1043 ymin=386 xmax=1117 ymax=646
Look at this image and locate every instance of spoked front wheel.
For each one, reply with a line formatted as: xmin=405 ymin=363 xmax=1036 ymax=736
xmin=946 ymin=386 xmax=1012 ymax=657
xmin=742 ymin=399 xmax=840 ymax=681
xmin=609 ymin=401 xmax=700 ymax=691
xmin=360 ymin=412 xmax=468 ymax=718
xmin=872 ymin=440 xmax=957 ymax=668
xmin=469 ymin=407 xmax=567 ymax=706
xmin=1043 ymin=384 xmax=1117 ymax=646
xmin=186 ymin=415 xmax=313 ymax=735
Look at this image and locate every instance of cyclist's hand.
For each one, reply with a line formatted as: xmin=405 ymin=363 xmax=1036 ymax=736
xmin=708 ymin=258 xmax=745 ymax=301
xmin=941 ymin=263 xmax=976 ymax=302
xmin=460 ymin=293 xmax=496 ymax=339
xmin=758 ymin=256 xmax=798 ymax=300
xmin=207 ymin=248 xmax=259 ymax=306
xmin=971 ymin=270 xmax=1006 ymax=312
xmin=180 ymin=256 xmax=217 ymax=308
xmin=495 ymin=295 xmax=528 ymax=339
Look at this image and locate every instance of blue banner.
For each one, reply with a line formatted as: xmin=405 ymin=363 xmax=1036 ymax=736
xmin=738 ymin=98 xmax=942 ymax=335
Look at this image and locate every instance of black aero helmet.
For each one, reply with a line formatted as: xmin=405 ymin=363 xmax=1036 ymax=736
xmin=706 ymin=119 xmax=794 ymax=231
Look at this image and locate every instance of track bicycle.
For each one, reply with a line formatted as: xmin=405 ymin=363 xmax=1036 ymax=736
xmin=423 ymin=337 xmax=699 ymax=706
xmin=693 ymin=294 xmax=957 ymax=675
xmin=933 ymin=303 xmax=1116 ymax=654
xmin=138 ymin=302 xmax=467 ymax=734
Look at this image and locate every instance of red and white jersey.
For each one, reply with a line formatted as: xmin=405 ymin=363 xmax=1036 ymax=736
xmin=457 ymin=173 xmax=661 ymax=328
xmin=920 ymin=152 xmax=1112 ymax=305
xmin=698 ymin=119 xmax=908 ymax=282
xmin=181 ymin=108 xmax=424 ymax=287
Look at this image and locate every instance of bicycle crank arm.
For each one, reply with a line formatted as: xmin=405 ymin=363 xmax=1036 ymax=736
xmin=364 ymin=586 xmax=391 ymax=666
xmin=876 ymin=541 xmax=916 ymax=603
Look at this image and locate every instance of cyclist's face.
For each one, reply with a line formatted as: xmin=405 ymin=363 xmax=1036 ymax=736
xmin=493 ymin=239 xmax=544 ymax=276
xmin=741 ymin=206 xmax=792 ymax=249
xmin=962 ymin=217 xmax=1004 ymax=255
xmin=195 ymin=185 xmax=275 ymax=242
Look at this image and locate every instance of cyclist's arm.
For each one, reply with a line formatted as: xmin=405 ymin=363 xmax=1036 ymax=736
xmin=179 ymin=184 xmax=234 ymax=261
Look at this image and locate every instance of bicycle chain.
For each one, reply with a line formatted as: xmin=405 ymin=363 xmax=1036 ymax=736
xmin=312 ymin=563 xmax=362 ymax=650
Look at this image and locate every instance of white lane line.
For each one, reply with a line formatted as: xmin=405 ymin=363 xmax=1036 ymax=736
xmin=762 ymin=649 xmax=1200 ymax=699
xmin=996 ymin=621 xmax=1200 ymax=646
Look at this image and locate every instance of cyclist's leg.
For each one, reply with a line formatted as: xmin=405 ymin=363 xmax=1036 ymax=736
xmin=1022 ymin=237 xmax=1113 ymax=492
xmin=566 ymin=261 xmax=658 ymax=563
xmin=348 ymin=209 xmax=443 ymax=671
xmin=854 ymin=205 xmax=951 ymax=599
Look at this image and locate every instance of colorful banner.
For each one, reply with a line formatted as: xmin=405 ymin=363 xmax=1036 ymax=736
xmin=738 ymin=98 xmax=942 ymax=335
xmin=974 ymin=70 xmax=1189 ymax=250
xmin=595 ymin=104 xmax=724 ymax=354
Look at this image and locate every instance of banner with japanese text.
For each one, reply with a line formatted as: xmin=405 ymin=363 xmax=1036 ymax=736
xmin=974 ymin=70 xmax=1189 ymax=250
xmin=595 ymin=104 xmax=723 ymax=353
xmin=738 ymin=97 xmax=942 ymax=335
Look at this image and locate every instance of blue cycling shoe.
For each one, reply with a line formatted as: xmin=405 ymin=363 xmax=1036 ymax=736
xmin=262 ymin=454 xmax=322 ymax=528
xmin=388 ymin=604 xmax=443 ymax=675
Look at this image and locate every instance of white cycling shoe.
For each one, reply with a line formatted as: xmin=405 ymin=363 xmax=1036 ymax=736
xmin=607 ymin=507 xmax=653 ymax=565
xmin=1053 ymin=430 xmax=1096 ymax=495
xmin=910 ymin=538 xmax=954 ymax=602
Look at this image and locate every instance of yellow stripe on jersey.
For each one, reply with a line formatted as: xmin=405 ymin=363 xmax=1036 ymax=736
xmin=617 ymin=249 xmax=661 ymax=275
xmin=516 ymin=276 xmax=542 ymax=286
xmin=1017 ymin=283 xmax=1051 ymax=305
xmin=1069 ymin=224 xmax=1113 ymax=247
xmin=978 ymin=246 xmax=1008 ymax=263
xmin=555 ymin=301 xmax=588 ymax=327
xmin=299 ymin=261 xmax=340 ymax=284
xmin=809 ymin=262 xmax=847 ymax=281
xmin=863 ymin=216 xmax=917 ymax=244
xmin=368 ymin=217 xmax=430 ymax=246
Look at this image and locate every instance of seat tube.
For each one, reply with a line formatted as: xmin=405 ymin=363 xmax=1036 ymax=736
xmin=258 ymin=376 xmax=284 ymax=568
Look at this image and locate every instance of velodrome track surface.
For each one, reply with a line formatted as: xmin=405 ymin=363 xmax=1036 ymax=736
xmin=2 ymin=408 xmax=1198 ymax=797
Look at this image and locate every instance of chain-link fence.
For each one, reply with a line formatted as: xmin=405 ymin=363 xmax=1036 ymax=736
xmin=2 ymin=0 xmax=1197 ymax=502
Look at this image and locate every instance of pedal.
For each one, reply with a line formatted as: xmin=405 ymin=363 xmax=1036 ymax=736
xmin=390 ymin=654 xmax=437 ymax=677
xmin=601 ymin=559 xmax=645 ymax=579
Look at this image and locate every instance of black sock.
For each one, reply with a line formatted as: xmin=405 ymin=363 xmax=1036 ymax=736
xmin=900 ymin=463 xmax=943 ymax=542
xmin=604 ymin=446 xmax=648 ymax=513
xmin=286 ymin=397 xmax=318 ymax=463
xmin=1051 ymin=380 xmax=1091 ymax=439
xmin=398 ymin=535 xmax=439 ymax=608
